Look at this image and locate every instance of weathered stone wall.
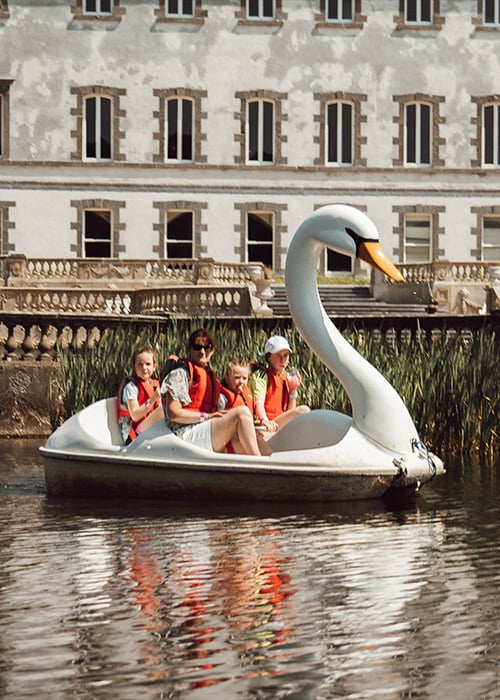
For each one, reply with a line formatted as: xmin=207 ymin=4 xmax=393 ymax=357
xmin=0 ymin=361 xmax=63 ymax=438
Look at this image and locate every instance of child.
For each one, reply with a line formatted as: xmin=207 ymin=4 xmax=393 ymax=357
xmin=219 ymin=359 xmax=256 ymax=415
xmin=219 ymin=359 xmax=272 ymax=456
xmin=248 ymin=335 xmax=310 ymax=435
xmin=117 ymin=345 xmax=163 ymax=444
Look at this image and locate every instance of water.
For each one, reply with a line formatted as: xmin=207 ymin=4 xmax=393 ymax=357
xmin=1 ymin=441 xmax=499 ymax=699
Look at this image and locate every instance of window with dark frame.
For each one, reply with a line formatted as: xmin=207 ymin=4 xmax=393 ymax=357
xmin=83 ymin=0 xmax=112 ymax=15
xmin=85 ymin=96 xmax=112 ymax=160
xmin=483 ymin=0 xmax=500 ymax=24
xmin=483 ymin=103 xmax=500 ymax=165
xmin=247 ymin=212 xmax=274 ymax=268
xmin=84 ymin=210 xmax=112 ymax=257
xmin=166 ymin=0 xmax=194 ymax=17
xmin=327 ymin=101 xmax=353 ymax=164
xmin=166 ymin=98 xmax=193 ymax=161
xmin=166 ymin=211 xmax=194 ymax=258
xmin=405 ymin=102 xmax=431 ymax=165
xmin=327 ymin=0 xmax=354 ymax=21
xmin=405 ymin=0 xmax=432 ymax=23
xmin=248 ymin=100 xmax=274 ymax=163
xmin=247 ymin=0 xmax=274 ymax=20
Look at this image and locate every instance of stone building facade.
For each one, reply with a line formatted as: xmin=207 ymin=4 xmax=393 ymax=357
xmin=0 ymin=0 xmax=499 ymax=275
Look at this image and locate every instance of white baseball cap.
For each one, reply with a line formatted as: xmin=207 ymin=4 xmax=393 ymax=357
xmin=264 ymin=335 xmax=292 ymax=355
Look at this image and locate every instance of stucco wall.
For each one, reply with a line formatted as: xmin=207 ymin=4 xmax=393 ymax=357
xmin=0 ymin=1 xmax=499 ymax=272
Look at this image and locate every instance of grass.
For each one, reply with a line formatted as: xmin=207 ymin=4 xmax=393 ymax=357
xmin=55 ymin=320 xmax=499 ymax=460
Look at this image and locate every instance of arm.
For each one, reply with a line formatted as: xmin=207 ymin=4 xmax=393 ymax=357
xmin=127 ymin=387 xmax=161 ymax=422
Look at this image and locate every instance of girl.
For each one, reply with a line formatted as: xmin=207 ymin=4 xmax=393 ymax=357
xmin=117 ymin=346 xmax=163 ymax=444
xmin=248 ymin=335 xmax=310 ymax=435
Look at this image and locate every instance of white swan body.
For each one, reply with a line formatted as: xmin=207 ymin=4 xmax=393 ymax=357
xmin=268 ymin=204 xmax=432 ymax=466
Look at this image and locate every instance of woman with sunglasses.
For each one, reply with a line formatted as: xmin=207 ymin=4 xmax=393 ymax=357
xmin=160 ymin=328 xmax=263 ymax=456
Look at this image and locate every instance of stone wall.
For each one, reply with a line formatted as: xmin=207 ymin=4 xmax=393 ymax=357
xmin=0 ymin=361 xmax=63 ymax=438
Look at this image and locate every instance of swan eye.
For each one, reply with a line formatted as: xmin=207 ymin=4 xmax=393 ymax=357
xmin=345 ymin=227 xmax=377 ymax=254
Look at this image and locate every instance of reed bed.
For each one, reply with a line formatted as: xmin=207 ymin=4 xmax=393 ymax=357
xmin=56 ymin=320 xmax=499 ymax=460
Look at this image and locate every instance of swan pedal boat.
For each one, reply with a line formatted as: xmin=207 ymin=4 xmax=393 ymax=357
xmin=41 ymin=204 xmax=444 ymax=503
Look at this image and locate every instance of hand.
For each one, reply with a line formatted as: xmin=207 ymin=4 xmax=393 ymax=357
xmin=262 ymin=418 xmax=278 ymax=432
xmin=287 ymin=370 xmax=301 ymax=392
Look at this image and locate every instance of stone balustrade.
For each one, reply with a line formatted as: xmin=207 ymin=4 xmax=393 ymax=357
xmin=397 ymin=261 xmax=498 ymax=284
xmin=0 ymin=255 xmax=267 ymax=289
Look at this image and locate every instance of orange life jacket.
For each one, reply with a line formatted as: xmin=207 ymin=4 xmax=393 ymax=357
xmin=220 ymin=384 xmax=256 ymax=416
xmin=263 ymin=367 xmax=290 ymax=421
xmin=162 ymin=359 xmax=221 ymax=413
xmin=117 ymin=376 xmax=161 ymax=442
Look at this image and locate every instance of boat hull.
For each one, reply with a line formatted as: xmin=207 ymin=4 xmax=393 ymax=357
xmin=40 ymin=398 xmax=443 ymax=503
xmin=41 ymin=449 xmax=403 ymax=503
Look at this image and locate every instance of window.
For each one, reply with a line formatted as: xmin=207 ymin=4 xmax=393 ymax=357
xmin=166 ymin=211 xmax=193 ymax=257
xmin=327 ymin=0 xmax=354 ymax=21
xmin=315 ymin=0 xmax=365 ymax=28
xmin=84 ymin=210 xmax=112 ymax=257
xmin=394 ymin=0 xmax=443 ymax=30
xmin=236 ymin=91 xmax=287 ymax=166
xmin=0 ymin=1 xmax=9 ymax=18
xmin=404 ymin=215 xmax=432 ymax=262
xmin=0 ymin=79 xmax=13 ymax=159
xmin=71 ymin=199 xmax=125 ymax=256
xmin=155 ymin=0 xmax=206 ymax=24
xmin=405 ymin=103 xmax=431 ymax=165
xmin=247 ymin=0 xmax=274 ymax=20
xmin=154 ymin=89 xmax=206 ymax=164
xmin=482 ymin=217 xmax=500 ymax=260
xmin=71 ymin=0 xmax=124 ymax=21
xmin=0 ymin=202 xmax=15 ymax=254
xmin=85 ymin=96 xmax=112 ymax=160
xmin=405 ymin=0 xmax=432 ymax=23
xmin=166 ymin=0 xmax=194 ymax=17
xmin=235 ymin=202 xmax=285 ymax=272
xmin=83 ymin=0 xmax=112 ymax=15
xmin=248 ymin=100 xmax=274 ymax=163
xmin=483 ymin=0 xmax=500 ymax=24
xmin=247 ymin=212 xmax=274 ymax=268
xmin=483 ymin=103 xmax=500 ymax=166
xmin=394 ymin=95 xmax=444 ymax=168
xmin=327 ymin=101 xmax=353 ymax=165
xmin=166 ymin=98 xmax=193 ymax=162
xmin=71 ymin=86 xmax=124 ymax=162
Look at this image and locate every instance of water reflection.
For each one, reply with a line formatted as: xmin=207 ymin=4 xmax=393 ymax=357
xmin=0 ymin=442 xmax=499 ymax=698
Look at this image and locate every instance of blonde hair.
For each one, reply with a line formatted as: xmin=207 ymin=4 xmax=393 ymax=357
xmin=223 ymin=359 xmax=251 ymax=385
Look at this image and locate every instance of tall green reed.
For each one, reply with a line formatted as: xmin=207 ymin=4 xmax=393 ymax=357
xmin=56 ymin=320 xmax=498 ymax=459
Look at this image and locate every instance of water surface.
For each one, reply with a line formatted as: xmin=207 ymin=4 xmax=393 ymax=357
xmin=0 ymin=441 xmax=499 ymax=699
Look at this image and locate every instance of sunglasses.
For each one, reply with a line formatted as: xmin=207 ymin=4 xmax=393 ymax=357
xmin=191 ymin=342 xmax=213 ymax=352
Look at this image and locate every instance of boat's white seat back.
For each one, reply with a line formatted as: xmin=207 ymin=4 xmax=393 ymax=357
xmin=45 ymin=397 xmax=123 ymax=452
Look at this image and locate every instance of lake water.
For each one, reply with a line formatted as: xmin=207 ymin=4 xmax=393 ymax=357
xmin=1 ymin=440 xmax=499 ymax=699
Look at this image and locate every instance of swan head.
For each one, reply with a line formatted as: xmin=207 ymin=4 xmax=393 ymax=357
xmin=301 ymin=204 xmax=403 ymax=282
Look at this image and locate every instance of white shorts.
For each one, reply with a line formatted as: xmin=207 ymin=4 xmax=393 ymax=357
xmin=179 ymin=420 xmax=213 ymax=451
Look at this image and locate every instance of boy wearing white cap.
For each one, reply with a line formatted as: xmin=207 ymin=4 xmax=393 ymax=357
xmin=248 ymin=334 xmax=310 ymax=435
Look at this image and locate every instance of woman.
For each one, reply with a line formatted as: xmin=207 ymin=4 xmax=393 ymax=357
xmin=160 ymin=328 xmax=263 ymax=456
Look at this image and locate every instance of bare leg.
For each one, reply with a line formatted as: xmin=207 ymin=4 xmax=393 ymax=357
xmin=210 ymin=406 xmax=261 ymax=455
xmin=275 ymin=405 xmax=310 ymax=431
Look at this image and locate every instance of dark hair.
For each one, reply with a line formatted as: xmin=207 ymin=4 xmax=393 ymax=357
xmin=187 ymin=328 xmax=216 ymax=351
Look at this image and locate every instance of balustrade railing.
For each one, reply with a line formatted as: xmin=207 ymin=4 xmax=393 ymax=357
xmin=396 ymin=261 xmax=499 ymax=284
xmin=0 ymin=255 xmax=266 ymax=288
xmin=0 ymin=314 xmax=493 ymax=364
